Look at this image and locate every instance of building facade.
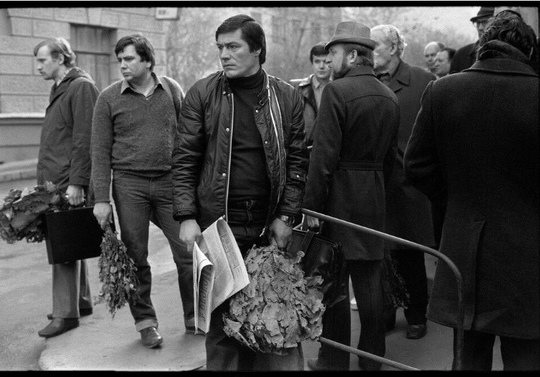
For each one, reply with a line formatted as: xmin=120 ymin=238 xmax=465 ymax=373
xmin=0 ymin=7 xmax=169 ymax=163
xmin=0 ymin=6 xmax=342 ymax=164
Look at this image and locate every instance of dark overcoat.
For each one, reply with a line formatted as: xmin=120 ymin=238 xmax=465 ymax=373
xmin=384 ymin=61 xmax=436 ymax=248
xmin=304 ymin=65 xmax=400 ymax=261
xmin=37 ymin=68 xmax=99 ymax=191
xmin=449 ymin=41 xmax=478 ymax=74
xmin=404 ymin=43 xmax=539 ymax=338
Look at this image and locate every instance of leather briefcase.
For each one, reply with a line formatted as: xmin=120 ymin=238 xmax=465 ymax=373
xmin=42 ymin=206 xmax=105 ymax=264
xmin=289 ymin=229 xmax=347 ymax=307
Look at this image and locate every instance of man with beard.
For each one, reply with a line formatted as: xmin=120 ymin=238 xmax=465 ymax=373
xmin=304 ymin=21 xmax=400 ymax=371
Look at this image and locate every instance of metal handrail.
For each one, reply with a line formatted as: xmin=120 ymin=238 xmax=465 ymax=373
xmin=302 ymin=208 xmax=464 ymax=371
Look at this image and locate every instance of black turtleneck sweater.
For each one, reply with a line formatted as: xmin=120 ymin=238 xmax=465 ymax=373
xmin=227 ymin=68 xmax=270 ymax=207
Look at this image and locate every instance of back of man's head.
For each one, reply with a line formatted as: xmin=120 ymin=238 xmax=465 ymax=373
xmin=479 ymin=11 xmax=537 ymax=67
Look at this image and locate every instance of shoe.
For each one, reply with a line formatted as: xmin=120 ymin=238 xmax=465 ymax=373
xmin=307 ymin=358 xmax=330 ymax=371
xmin=406 ymin=323 xmax=427 ymax=339
xmin=350 ymin=297 xmax=358 ymax=311
xmin=38 ymin=318 xmax=79 ymax=338
xmin=140 ymin=327 xmax=163 ymax=348
xmin=47 ymin=307 xmax=93 ymax=320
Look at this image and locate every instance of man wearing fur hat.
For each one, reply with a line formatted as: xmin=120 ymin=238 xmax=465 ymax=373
xmin=303 ymin=21 xmax=399 ymax=371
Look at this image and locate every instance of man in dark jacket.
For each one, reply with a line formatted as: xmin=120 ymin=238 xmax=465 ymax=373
xmin=404 ymin=13 xmax=539 ymax=370
xmin=171 ymin=14 xmax=308 ymax=371
xmin=290 ymin=42 xmax=332 ymax=148
xmin=371 ymin=24 xmax=436 ymax=340
xmin=450 ymin=6 xmax=494 ymax=73
xmin=34 ymin=38 xmax=99 ymax=338
xmin=304 ymin=22 xmax=399 ymax=371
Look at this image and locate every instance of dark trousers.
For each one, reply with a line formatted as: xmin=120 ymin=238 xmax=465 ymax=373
xmin=205 ymin=200 xmax=304 ymax=371
xmin=389 ymin=248 xmax=428 ymax=325
xmin=317 ymin=259 xmax=386 ymax=371
xmin=113 ymin=171 xmax=194 ymax=331
xmin=453 ymin=329 xmax=540 ymax=371
xmin=52 ymin=260 xmax=92 ymax=318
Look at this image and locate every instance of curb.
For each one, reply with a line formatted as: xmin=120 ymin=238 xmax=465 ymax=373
xmin=0 ymin=168 xmax=37 ymax=183
xmin=0 ymin=159 xmax=37 ymax=183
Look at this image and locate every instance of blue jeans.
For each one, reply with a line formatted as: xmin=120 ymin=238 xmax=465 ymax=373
xmin=112 ymin=171 xmax=193 ymax=332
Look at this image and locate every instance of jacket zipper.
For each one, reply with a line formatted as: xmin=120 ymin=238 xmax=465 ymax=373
xmin=268 ymin=85 xmax=283 ymax=204
xmin=224 ymin=92 xmax=234 ymax=222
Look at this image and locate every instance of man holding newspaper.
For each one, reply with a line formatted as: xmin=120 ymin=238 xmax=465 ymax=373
xmin=172 ymin=14 xmax=309 ymax=371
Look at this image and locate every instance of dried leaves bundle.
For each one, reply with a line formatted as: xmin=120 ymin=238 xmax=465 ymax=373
xmin=0 ymin=182 xmax=67 ymax=244
xmin=223 ymin=244 xmax=325 ymax=354
xmin=94 ymin=227 xmax=140 ymax=317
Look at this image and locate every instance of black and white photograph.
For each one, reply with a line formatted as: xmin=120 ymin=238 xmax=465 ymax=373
xmin=1 ymin=2 xmax=538 ymax=371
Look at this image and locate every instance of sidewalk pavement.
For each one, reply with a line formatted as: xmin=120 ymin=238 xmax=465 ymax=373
xmin=37 ymin=252 xmax=472 ymax=371
xmin=0 ymin=159 xmax=38 ymax=183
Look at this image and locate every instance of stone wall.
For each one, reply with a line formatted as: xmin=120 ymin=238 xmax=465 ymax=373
xmin=0 ymin=7 xmax=167 ymax=114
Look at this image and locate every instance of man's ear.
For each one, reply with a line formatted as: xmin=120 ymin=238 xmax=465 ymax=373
xmin=55 ymin=53 xmax=65 ymax=65
xmin=389 ymin=43 xmax=398 ymax=56
xmin=348 ymin=49 xmax=358 ymax=64
xmin=253 ymin=48 xmax=261 ymax=57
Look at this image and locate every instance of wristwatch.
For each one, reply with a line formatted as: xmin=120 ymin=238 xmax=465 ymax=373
xmin=277 ymin=214 xmax=296 ymax=228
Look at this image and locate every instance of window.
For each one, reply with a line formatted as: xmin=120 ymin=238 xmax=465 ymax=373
xmin=70 ymin=25 xmax=114 ymax=91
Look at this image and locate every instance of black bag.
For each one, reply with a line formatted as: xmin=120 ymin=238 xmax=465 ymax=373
xmin=289 ymin=229 xmax=347 ymax=307
xmin=42 ymin=206 xmax=106 ymax=265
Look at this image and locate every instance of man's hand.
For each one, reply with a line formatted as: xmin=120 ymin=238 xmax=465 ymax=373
xmin=305 ymin=215 xmax=320 ymax=231
xmin=66 ymin=185 xmax=85 ymax=206
xmin=93 ymin=202 xmax=113 ymax=230
xmin=179 ymin=219 xmax=202 ymax=254
xmin=268 ymin=217 xmax=293 ymax=252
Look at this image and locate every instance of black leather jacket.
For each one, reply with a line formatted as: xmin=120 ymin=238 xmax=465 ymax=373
xmin=172 ymin=69 xmax=309 ymax=229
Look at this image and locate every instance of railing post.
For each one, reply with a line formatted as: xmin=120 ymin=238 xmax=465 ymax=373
xmin=302 ymin=208 xmax=464 ymax=370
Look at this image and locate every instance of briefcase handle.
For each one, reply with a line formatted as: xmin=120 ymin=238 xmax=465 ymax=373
xmin=299 ymin=230 xmax=316 ymax=252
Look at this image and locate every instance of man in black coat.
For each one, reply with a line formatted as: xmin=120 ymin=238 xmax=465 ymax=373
xmin=304 ymin=21 xmax=399 ymax=371
xmin=450 ymin=6 xmax=494 ymax=73
xmin=404 ymin=13 xmax=539 ymax=370
xmin=370 ymin=24 xmax=436 ymax=340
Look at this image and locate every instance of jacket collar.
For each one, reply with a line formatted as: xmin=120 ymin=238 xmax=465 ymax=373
xmin=466 ymin=41 xmax=538 ymax=77
xmin=387 ymin=60 xmax=411 ymax=92
xmin=221 ymin=68 xmax=270 ymax=104
xmin=120 ymin=72 xmax=161 ymax=94
xmin=297 ymin=74 xmax=313 ymax=88
xmin=344 ymin=65 xmax=376 ymax=79
xmin=49 ymin=67 xmax=86 ymax=105
xmin=467 ymin=57 xmax=538 ymax=77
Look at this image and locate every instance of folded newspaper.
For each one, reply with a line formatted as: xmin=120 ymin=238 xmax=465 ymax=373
xmin=193 ymin=218 xmax=249 ymax=334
